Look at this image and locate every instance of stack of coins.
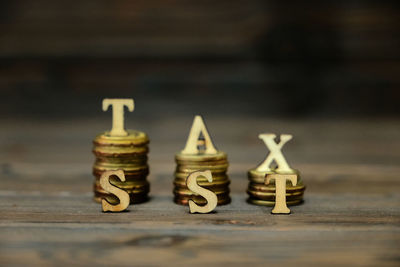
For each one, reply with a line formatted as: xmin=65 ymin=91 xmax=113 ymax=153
xmin=247 ymin=169 xmax=306 ymax=206
xmin=173 ymin=151 xmax=231 ymax=205
xmin=93 ymin=130 xmax=150 ymax=204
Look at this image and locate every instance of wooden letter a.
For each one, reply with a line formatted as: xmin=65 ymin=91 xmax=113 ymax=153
xmin=181 ymin=115 xmax=217 ymax=155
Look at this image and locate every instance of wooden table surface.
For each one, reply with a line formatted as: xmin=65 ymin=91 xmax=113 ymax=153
xmin=0 ymin=117 xmax=399 ymax=266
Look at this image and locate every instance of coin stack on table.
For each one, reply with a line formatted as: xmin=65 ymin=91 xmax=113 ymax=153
xmin=246 ymin=169 xmax=306 ymax=206
xmin=173 ymin=149 xmax=231 ymax=206
xmin=93 ymin=130 xmax=150 ymax=204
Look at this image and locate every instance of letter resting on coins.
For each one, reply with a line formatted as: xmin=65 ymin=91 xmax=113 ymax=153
xmin=265 ymin=173 xmax=298 ymax=214
xmin=100 ymin=170 xmax=130 ymax=212
xmin=257 ymin=134 xmax=293 ymax=173
xmin=102 ymin=98 xmax=134 ymax=136
xmin=187 ymin=170 xmax=218 ymax=213
xmin=181 ymin=115 xmax=217 ymax=154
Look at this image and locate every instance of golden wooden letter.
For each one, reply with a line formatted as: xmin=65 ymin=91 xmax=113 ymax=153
xmin=187 ymin=170 xmax=218 ymax=214
xmin=100 ymin=170 xmax=130 ymax=212
xmin=102 ymin=98 xmax=134 ymax=136
xmin=256 ymin=134 xmax=293 ymax=173
xmin=181 ymin=115 xmax=217 ymax=154
xmin=266 ymin=173 xmax=298 ymax=214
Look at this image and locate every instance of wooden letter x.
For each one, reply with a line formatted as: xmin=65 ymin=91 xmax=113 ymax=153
xmin=256 ymin=134 xmax=293 ymax=172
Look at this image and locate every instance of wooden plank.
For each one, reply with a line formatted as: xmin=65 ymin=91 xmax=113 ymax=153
xmin=0 ymin=193 xmax=399 ymax=266
xmin=0 ymin=118 xmax=399 ymax=265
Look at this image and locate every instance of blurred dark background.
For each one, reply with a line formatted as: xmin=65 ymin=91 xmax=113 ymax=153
xmin=0 ymin=0 xmax=399 ymax=119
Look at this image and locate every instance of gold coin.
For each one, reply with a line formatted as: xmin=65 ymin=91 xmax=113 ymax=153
xmin=174 ymin=194 xmax=231 ymax=206
xmin=247 ymin=168 xmax=301 ymax=183
xmin=247 ymin=186 xmax=304 ymax=195
xmin=94 ymin=156 xmax=148 ymax=165
xmin=248 ymin=175 xmax=304 ymax=185
xmin=93 ymin=146 xmax=149 ymax=158
xmin=176 ymin=166 xmax=228 ymax=174
xmin=174 ymin=170 xmax=228 ymax=178
xmin=174 ymin=193 xmax=231 ymax=201
xmin=247 ymin=186 xmax=305 ymax=194
xmin=173 ymin=187 xmax=229 ymax=196
xmin=93 ymin=130 xmax=149 ymax=146
xmin=248 ymin=176 xmax=304 ymax=185
xmin=93 ymin=168 xmax=149 ymax=177
xmin=94 ymin=183 xmax=150 ymax=194
xmin=175 ymin=151 xmax=227 ymax=162
xmin=94 ymin=192 xmax=148 ymax=204
xmin=246 ymin=189 xmax=304 ymax=198
xmin=248 ymin=182 xmax=306 ymax=192
xmin=177 ymin=160 xmax=228 ymax=168
xmin=174 ymin=198 xmax=230 ymax=206
xmin=93 ymin=164 xmax=149 ymax=172
xmin=174 ymin=172 xmax=228 ymax=180
xmin=246 ymin=196 xmax=304 ymax=203
xmin=94 ymin=179 xmax=149 ymax=190
xmin=94 ymin=191 xmax=149 ymax=200
xmin=246 ymin=193 xmax=304 ymax=201
xmin=248 ymin=168 xmax=300 ymax=177
xmin=175 ymin=159 xmax=228 ymax=166
xmin=247 ymin=198 xmax=303 ymax=206
xmin=174 ymin=190 xmax=230 ymax=199
xmin=173 ymin=179 xmax=230 ymax=188
xmin=249 ymin=196 xmax=303 ymax=203
xmin=93 ymin=172 xmax=149 ymax=182
xmin=174 ymin=185 xmax=230 ymax=194
xmin=174 ymin=173 xmax=229 ymax=183
xmin=94 ymin=160 xmax=148 ymax=168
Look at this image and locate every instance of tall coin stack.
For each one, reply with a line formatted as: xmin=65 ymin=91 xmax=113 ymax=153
xmin=93 ymin=98 xmax=150 ymax=205
xmin=246 ymin=169 xmax=305 ymax=206
xmin=93 ymin=131 xmax=150 ymax=204
xmin=173 ymin=115 xmax=231 ymax=206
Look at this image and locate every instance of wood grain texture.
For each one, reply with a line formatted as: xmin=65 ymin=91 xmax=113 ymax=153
xmin=0 ymin=117 xmax=399 ymax=266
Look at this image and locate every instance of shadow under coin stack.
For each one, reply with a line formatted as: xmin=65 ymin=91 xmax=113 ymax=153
xmin=174 ymin=151 xmax=231 ymax=205
xmin=93 ymin=130 xmax=150 ymax=204
xmin=247 ymin=169 xmax=306 ymax=206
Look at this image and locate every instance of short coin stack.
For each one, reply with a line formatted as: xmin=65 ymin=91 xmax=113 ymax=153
xmin=93 ymin=130 xmax=150 ymax=204
xmin=173 ymin=150 xmax=231 ymax=205
xmin=247 ymin=169 xmax=306 ymax=206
